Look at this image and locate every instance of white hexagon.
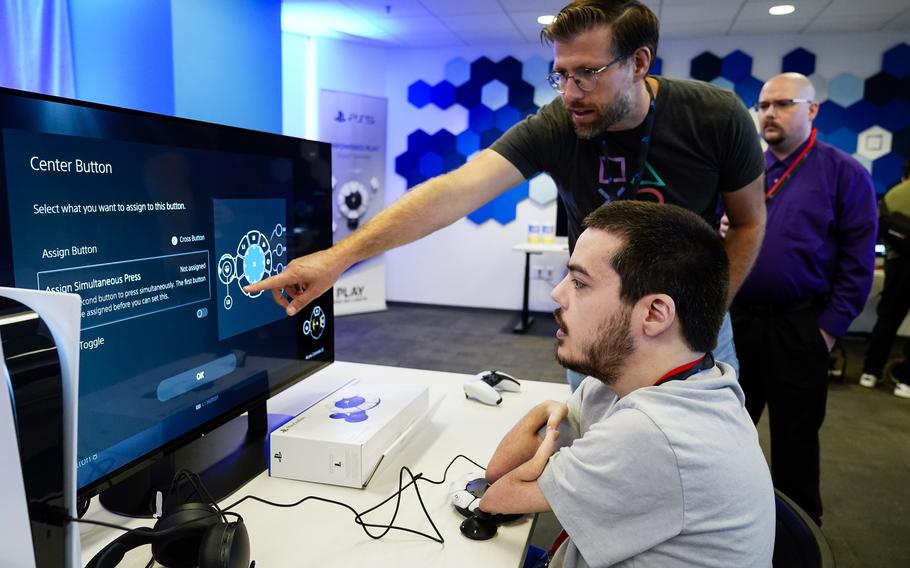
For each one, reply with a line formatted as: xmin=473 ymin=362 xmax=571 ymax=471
xmin=522 ymin=55 xmax=551 ymax=85
xmin=828 ymin=73 xmax=864 ymax=107
xmin=710 ymin=77 xmax=735 ymax=91
xmin=534 ymin=83 xmax=557 ymax=108
xmin=857 ymin=126 xmax=893 ymax=161
xmin=852 ymin=152 xmax=873 ymax=173
xmin=529 ymin=173 xmax=558 ymax=205
xmin=808 ymin=73 xmax=828 ymax=103
xmin=444 ymin=57 xmax=471 ymax=86
xmin=481 ymin=80 xmax=509 ymax=110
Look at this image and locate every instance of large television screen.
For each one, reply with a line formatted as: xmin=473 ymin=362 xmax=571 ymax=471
xmin=0 ymin=87 xmax=334 ymax=496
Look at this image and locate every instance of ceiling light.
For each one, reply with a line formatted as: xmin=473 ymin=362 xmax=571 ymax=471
xmin=769 ymin=5 xmax=796 ymax=16
xmin=538 ymin=15 xmax=556 ymax=25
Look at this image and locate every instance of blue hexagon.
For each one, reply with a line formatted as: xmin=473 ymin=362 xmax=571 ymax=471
xmin=468 ymin=105 xmax=495 ymax=132
xmin=880 ymin=100 xmax=910 ymax=132
xmin=883 ymin=43 xmax=910 ymax=78
xmin=444 ymin=152 xmax=466 ymax=171
xmin=872 ymin=152 xmax=905 ymax=189
xmin=864 ymin=72 xmax=897 ymax=107
xmin=429 ymin=129 xmax=456 ymax=155
xmin=782 ymin=48 xmax=816 ymax=76
xmin=407 ymin=129 xmax=431 ymax=152
xmin=522 ymin=55 xmax=551 ymax=85
xmin=826 ymin=127 xmax=858 ymax=155
xmin=690 ymin=52 xmax=722 ymax=81
xmin=467 ymin=182 xmax=528 ymax=225
xmin=394 ymin=151 xmax=420 ymax=183
xmin=456 ymin=130 xmax=481 ymax=156
xmin=828 ymin=73 xmax=864 ymax=107
xmin=481 ymin=80 xmax=509 ymax=110
xmin=814 ymin=101 xmax=847 ymax=134
xmin=444 ymin=57 xmax=471 ymax=86
xmin=494 ymin=105 xmax=521 ymax=131
xmin=892 ymin=126 xmax=910 ymax=158
xmin=496 ymin=56 xmax=523 ymax=83
xmin=842 ymin=100 xmax=879 ymax=133
xmin=721 ymin=50 xmax=753 ymax=82
xmin=480 ymin=127 xmax=504 ymax=149
xmin=650 ymin=57 xmax=663 ymax=76
xmin=734 ymin=76 xmax=762 ymax=109
xmin=456 ymin=80 xmax=482 ymax=108
xmin=418 ymin=152 xmax=444 ymax=178
xmin=407 ymin=80 xmax=432 ymax=108
xmin=507 ymin=81 xmax=536 ymax=113
xmin=471 ymin=56 xmax=497 ymax=84
xmin=431 ymin=81 xmax=457 ymax=109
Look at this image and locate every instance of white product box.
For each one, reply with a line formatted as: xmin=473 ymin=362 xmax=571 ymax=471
xmin=269 ymin=379 xmax=429 ymax=488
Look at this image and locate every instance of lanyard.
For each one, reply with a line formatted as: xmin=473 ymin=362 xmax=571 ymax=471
xmin=653 ymin=352 xmax=715 ymax=386
xmin=765 ymin=128 xmax=817 ymax=203
xmin=597 ymin=79 xmax=657 ymax=202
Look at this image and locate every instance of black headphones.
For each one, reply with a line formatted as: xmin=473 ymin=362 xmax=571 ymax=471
xmin=86 ymin=502 xmax=250 ymax=568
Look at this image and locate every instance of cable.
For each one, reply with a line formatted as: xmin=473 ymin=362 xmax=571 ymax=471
xmin=223 ymin=454 xmax=486 ymax=544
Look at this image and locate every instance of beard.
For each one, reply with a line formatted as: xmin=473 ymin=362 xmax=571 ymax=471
xmin=568 ymin=87 xmax=634 ymax=139
xmin=761 ymin=122 xmax=786 ymax=146
xmin=554 ymin=304 xmax=635 ymax=385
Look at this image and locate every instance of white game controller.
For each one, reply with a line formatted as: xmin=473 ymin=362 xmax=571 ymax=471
xmin=449 ymin=472 xmax=489 ymax=517
xmin=463 ymin=370 xmax=521 ymax=406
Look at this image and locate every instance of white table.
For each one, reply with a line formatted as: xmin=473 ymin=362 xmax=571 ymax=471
xmin=512 ymin=242 xmax=570 ymax=333
xmin=79 ymin=361 xmax=570 ymax=567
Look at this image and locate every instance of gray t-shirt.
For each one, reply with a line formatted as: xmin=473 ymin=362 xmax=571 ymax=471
xmin=538 ymin=363 xmax=775 ymax=568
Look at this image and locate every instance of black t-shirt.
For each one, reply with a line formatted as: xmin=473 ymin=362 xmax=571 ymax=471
xmin=491 ymin=76 xmax=764 ymax=250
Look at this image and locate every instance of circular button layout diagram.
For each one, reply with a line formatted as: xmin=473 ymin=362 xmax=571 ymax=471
xmin=218 ymin=224 xmax=286 ymax=310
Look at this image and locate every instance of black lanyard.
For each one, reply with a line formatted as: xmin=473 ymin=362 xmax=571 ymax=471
xmin=597 ymin=79 xmax=657 ymax=203
xmin=653 ymin=352 xmax=715 ymax=386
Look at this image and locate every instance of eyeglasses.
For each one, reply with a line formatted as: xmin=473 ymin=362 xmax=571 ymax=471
xmin=752 ymin=98 xmax=812 ymax=112
xmin=546 ymin=55 xmax=625 ymax=93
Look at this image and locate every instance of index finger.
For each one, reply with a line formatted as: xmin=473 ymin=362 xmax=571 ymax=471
xmin=243 ymin=270 xmax=293 ymax=294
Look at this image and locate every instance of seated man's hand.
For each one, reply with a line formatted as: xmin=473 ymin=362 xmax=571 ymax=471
xmin=544 ymin=401 xmax=568 ymax=431
xmin=243 ymin=247 xmax=349 ymax=316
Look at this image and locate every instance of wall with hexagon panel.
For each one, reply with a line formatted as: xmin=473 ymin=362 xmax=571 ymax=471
xmin=283 ymin=31 xmax=909 ymax=312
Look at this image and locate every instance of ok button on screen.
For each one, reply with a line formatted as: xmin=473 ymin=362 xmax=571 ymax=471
xmin=156 ymin=353 xmax=238 ymax=402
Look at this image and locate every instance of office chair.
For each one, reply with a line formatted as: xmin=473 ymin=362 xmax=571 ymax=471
xmin=773 ymin=489 xmax=836 ymax=568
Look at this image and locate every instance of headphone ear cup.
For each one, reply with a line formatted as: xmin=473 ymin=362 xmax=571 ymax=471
xmin=152 ymin=502 xmax=220 ymax=568
xmin=198 ymin=521 xmax=250 ymax=568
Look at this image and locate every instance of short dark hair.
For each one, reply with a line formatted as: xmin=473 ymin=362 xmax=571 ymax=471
xmin=583 ymin=201 xmax=729 ymax=353
xmin=541 ymin=1 xmax=659 ymax=66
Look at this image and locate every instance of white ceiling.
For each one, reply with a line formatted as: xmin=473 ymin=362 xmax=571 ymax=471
xmin=282 ymin=0 xmax=910 ymax=46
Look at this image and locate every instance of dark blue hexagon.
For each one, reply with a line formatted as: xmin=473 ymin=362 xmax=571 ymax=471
xmin=901 ymin=76 xmax=910 ymax=104
xmin=650 ymin=57 xmax=663 ymax=76
xmin=690 ymin=52 xmax=722 ymax=81
xmin=395 ymin=151 xmax=420 ymax=183
xmin=467 ymin=182 xmax=528 ymax=225
xmin=431 ymin=81 xmax=457 ymax=109
xmin=814 ymin=101 xmax=847 ymax=134
xmin=480 ymin=127 xmax=504 ymax=149
xmin=873 ymin=153 xmax=905 ymax=189
xmin=494 ymin=105 xmax=521 ymax=132
xmin=456 ymin=80 xmax=482 ymax=109
xmin=507 ymin=81 xmax=536 ymax=112
xmin=444 ymin=152 xmax=466 ymax=171
xmin=883 ymin=43 xmax=910 ymax=78
xmin=782 ymin=48 xmax=816 ymax=76
xmin=407 ymin=129 xmax=431 ymax=152
xmin=864 ymin=72 xmax=897 ymax=107
xmin=468 ymin=105 xmax=495 ymax=132
xmin=842 ymin=100 xmax=880 ymax=132
xmin=880 ymin=100 xmax=910 ymax=132
xmin=721 ymin=50 xmax=753 ymax=82
xmin=892 ymin=126 xmax=910 ymax=158
xmin=456 ymin=130 xmax=481 ymax=156
xmin=429 ymin=129 xmax=456 ymax=156
xmin=471 ymin=56 xmax=497 ymax=85
xmin=418 ymin=151 xmax=444 ymax=178
xmin=826 ymin=127 xmax=858 ymax=155
xmin=407 ymin=80 xmax=432 ymax=108
xmin=734 ymin=76 xmax=762 ymax=109
xmin=496 ymin=56 xmax=523 ymax=83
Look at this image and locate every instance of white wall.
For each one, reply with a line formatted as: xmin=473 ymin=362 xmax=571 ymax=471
xmin=284 ymin=31 xmax=908 ymax=313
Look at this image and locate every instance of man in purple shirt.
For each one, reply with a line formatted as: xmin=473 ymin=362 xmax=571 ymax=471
xmin=731 ymin=73 xmax=877 ymax=526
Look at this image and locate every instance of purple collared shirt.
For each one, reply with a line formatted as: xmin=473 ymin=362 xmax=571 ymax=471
xmin=736 ymin=135 xmax=877 ymax=337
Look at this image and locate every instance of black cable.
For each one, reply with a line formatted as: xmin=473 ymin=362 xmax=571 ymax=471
xmin=223 ymin=454 xmax=486 ymax=544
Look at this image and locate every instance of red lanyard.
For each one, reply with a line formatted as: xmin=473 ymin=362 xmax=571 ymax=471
xmin=765 ymin=128 xmax=817 ymax=203
xmin=653 ymin=353 xmax=714 ymax=386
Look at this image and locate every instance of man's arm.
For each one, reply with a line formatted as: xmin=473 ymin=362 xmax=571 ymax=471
xmin=485 ymin=400 xmax=567 ymax=483
xmin=721 ymin=173 xmax=766 ymax=302
xmin=244 ymin=149 xmax=525 ymax=315
xmin=479 ymin=427 xmax=559 ymax=514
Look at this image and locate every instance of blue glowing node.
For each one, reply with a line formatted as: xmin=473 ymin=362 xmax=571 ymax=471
xmin=243 ymin=244 xmax=266 ymax=283
xmin=217 ymin=225 xmax=285 ymax=309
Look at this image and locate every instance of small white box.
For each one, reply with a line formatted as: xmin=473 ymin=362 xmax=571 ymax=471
xmin=269 ymin=379 xmax=429 ymax=488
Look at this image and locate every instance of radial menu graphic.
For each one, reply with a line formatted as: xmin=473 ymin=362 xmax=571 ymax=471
xmin=214 ymin=198 xmax=287 ymax=340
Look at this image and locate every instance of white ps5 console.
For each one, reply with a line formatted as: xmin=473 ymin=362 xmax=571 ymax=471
xmin=0 ymin=287 xmax=81 ymax=567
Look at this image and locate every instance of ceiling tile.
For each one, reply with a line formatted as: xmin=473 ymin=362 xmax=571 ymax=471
xmin=661 ymin=1 xmax=741 ymax=23
xmin=806 ymin=14 xmax=896 ymax=33
xmin=337 ymin=0 xmax=431 ymax=18
xmin=419 ymin=0 xmax=504 ymax=16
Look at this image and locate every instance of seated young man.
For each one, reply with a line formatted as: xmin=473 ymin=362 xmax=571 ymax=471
xmin=480 ymin=201 xmax=775 ymax=567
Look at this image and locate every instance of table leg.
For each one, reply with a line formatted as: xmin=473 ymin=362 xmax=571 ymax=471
xmin=513 ymin=251 xmax=535 ymax=333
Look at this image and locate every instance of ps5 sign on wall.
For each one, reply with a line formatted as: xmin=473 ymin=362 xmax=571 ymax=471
xmin=319 ymin=90 xmax=387 ymax=315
